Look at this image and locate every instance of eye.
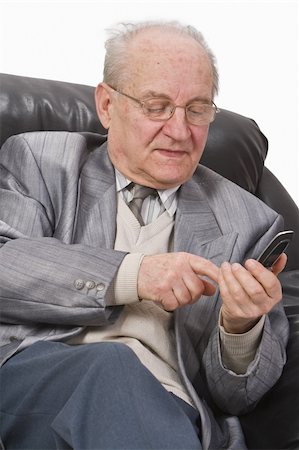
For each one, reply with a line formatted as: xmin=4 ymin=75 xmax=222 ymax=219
xmin=143 ymin=99 xmax=170 ymax=115
xmin=187 ymin=104 xmax=207 ymax=116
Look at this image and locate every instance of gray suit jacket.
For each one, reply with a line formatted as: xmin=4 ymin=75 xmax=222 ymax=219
xmin=0 ymin=132 xmax=289 ymax=449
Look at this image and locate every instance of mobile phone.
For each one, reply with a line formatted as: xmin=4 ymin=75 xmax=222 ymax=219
xmin=257 ymin=230 xmax=294 ymax=268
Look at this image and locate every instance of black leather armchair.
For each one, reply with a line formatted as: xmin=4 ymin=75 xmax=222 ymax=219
xmin=0 ymin=73 xmax=298 ymax=449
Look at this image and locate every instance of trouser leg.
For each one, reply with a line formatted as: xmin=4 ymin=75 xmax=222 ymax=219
xmin=0 ymin=341 xmax=202 ymax=450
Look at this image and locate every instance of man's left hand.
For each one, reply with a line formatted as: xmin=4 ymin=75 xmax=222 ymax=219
xmin=219 ymin=253 xmax=287 ymax=334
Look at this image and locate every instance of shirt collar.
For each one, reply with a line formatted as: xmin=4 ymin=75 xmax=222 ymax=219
xmin=115 ymin=168 xmax=180 ymax=215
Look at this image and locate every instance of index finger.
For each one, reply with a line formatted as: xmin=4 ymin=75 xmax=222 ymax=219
xmin=189 ymin=254 xmax=219 ymax=284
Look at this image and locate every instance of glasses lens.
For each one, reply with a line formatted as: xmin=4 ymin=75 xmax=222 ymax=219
xmin=141 ymin=97 xmax=217 ymax=125
xmin=142 ymin=99 xmax=173 ymax=119
xmin=186 ymin=104 xmax=216 ymax=125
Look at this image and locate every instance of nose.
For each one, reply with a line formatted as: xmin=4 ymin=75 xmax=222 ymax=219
xmin=161 ymin=106 xmax=191 ymax=141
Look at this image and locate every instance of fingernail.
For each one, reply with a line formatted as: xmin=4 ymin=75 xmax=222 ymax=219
xmin=246 ymin=259 xmax=257 ymax=269
xmin=232 ymin=263 xmax=242 ymax=271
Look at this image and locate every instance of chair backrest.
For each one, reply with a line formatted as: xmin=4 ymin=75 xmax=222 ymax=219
xmin=1 ymin=72 xmax=298 ymax=269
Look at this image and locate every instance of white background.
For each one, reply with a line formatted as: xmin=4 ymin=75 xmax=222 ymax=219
xmin=0 ymin=0 xmax=298 ymax=205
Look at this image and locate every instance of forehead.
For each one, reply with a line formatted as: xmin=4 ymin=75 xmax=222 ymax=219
xmin=126 ymin=29 xmax=213 ymax=97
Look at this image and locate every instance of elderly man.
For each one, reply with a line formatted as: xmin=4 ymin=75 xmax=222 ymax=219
xmin=0 ymin=21 xmax=288 ymax=449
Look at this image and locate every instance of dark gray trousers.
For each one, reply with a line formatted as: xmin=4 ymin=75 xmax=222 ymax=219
xmin=0 ymin=341 xmax=202 ymax=449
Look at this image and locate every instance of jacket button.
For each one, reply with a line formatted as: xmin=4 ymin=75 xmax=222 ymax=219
xmin=86 ymin=280 xmax=96 ymax=290
xmin=74 ymin=279 xmax=85 ymax=290
xmin=96 ymin=283 xmax=105 ymax=292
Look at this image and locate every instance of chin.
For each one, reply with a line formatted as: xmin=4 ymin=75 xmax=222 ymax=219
xmin=158 ymin=169 xmax=192 ymax=186
xmin=154 ymin=175 xmax=189 ymax=189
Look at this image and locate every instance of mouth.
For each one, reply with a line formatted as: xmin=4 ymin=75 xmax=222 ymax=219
xmin=155 ymin=148 xmax=187 ymax=158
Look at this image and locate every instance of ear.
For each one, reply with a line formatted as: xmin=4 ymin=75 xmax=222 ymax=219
xmin=95 ymin=82 xmax=113 ymax=129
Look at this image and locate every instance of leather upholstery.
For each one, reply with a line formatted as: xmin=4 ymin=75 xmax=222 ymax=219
xmin=0 ymin=72 xmax=298 ymax=449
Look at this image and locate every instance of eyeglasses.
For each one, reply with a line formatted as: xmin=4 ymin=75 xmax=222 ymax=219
xmin=108 ymin=85 xmax=220 ymax=126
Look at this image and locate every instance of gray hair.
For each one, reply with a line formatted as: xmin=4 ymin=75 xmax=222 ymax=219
xmin=103 ymin=21 xmax=219 ymax=98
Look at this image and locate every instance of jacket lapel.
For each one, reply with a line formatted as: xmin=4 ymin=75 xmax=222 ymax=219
xmin=73 ymin=142 xmax=117 ymax=248
xmin=174 ymin=175 xmax=237 ymax=262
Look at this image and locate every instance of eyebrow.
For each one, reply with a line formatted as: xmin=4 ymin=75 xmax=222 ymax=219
xmin=140 ymin=90 xmax=211 ymax=104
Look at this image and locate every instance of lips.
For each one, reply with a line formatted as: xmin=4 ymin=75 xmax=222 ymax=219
xmin=156 ymin=148 xmax=187 ymax=157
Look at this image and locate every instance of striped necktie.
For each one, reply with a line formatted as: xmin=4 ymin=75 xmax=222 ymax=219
xmin=128 ymin=183 xmax=158 ymax=226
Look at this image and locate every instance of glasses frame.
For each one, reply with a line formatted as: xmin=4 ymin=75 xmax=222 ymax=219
xmin=108 ymin=85 xmax=220 ymax=125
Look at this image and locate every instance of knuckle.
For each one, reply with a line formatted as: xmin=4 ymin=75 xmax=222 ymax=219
xmin=251 ymin=286 xmax=264 ymax=298
xmin=183 ymin=292 xmax=193 ymax=304
xmin=230 ymin=286 xmax=244 ymax=300
xmin=161 ymin=297 xmax=176 ymax=311
xmin=159 ymin=279 xmax=170 ymax=294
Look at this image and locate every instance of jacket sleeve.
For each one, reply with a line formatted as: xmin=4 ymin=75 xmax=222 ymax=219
xmin=202 ymin=216 xmax=289 ymax=415
xmin=0 ymin=133 xmax=126 ymax=327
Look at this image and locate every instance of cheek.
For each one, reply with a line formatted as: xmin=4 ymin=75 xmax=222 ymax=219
xmin=117 ymin=111 xmax=153 ymax=145
xmin=133 ymin=117 xmax=163 ymax=144
xmin=107 ymin=117 xmax=155 ymax=170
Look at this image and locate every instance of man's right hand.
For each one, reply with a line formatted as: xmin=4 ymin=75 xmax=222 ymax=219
xmin=137 ymin=252 xmax=219 ymax=311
